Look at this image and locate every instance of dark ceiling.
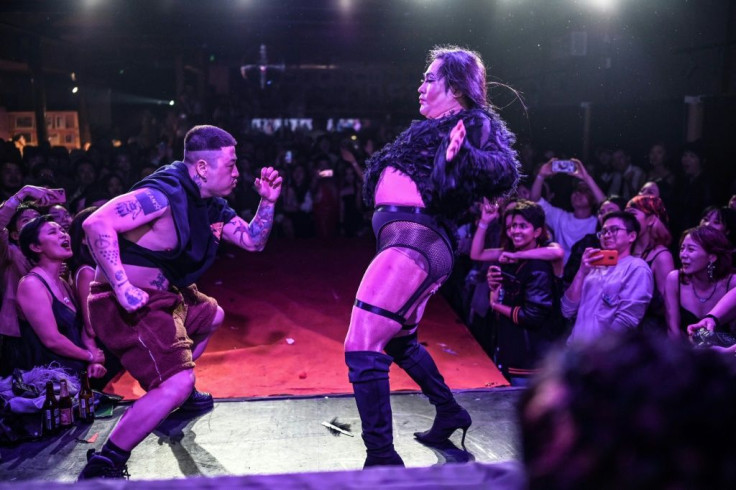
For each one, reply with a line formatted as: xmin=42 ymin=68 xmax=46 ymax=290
xmin=0 ymin=0 xmax=510 ymax=95
xmin=0 ymin=0 xmax=730 ymax=106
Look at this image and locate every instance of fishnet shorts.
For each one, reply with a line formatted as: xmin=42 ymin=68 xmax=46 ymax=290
xmin=355 ymin=206 xmax=454 ymax=324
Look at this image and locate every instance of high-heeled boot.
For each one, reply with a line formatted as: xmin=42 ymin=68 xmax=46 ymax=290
xmin=345 ymin=351 xmax=405 ymax=468
xmin=384 ymin=333 xmax=471 ymax=446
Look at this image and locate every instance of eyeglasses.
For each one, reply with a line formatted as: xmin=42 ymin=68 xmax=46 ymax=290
xmin=596 ymin=226 xmax=628 ymax=238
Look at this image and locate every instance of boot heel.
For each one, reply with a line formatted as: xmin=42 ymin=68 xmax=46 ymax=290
xmin=413 ymin=408 xmax=472 ymax=445
xmin=459 ymin=425 xmax=470 ymax=448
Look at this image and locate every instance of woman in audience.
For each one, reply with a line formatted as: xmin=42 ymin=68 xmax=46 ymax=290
xmin=15 ymin=215 xmax=105 ymax=376
xmin=471 ymin=198 xmax=564 ymax=276
xmin=626 ymin=195 xmax=675 ymax=333
xmin=645 ymin=142 xmax=674 ymax=184
xmin=486 ymin=200 xmax=564 ymax=385
xmin=47 ymin=203 xmax=73 ymax=232
xmin=665 ymin=225 xmax=735 ymax=340
xmin=700 ymin=205 xmax=736 ymax=250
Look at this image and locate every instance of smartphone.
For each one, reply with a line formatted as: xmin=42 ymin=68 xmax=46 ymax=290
xmin=551 ymin=159 xmax=576 ymax=173
xmin=488 ymin=266 xmax=517 ymax=282
xmin=590 ymin=249 xmax=618 ymax=266
xmin=44 ymin=188 xmax=66 ymax=206
xmin=318 ymin=169 xmax=333 ymax=178
xmin=284 ymin=151 xmax=293 ymax=164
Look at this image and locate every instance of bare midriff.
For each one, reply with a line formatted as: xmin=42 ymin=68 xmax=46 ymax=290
xmin=94 ymin=263 xmax=170 ymax=291
xmin=93 ymin=211 xmax=176 ymax=291
xmin=374 ymin=167 xmax=425 ymax=208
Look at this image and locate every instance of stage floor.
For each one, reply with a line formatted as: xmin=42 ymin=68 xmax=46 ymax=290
xmin=0 ymin=388 xmax=523 ymax=483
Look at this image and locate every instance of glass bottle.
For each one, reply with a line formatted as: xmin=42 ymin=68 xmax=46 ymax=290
xmin=78 ymin=370 xmax=95 ymax=423
xmin=41 ymin=381 xmax=59 ymax=435
xmin=58 ymin=379 xmax=74 ymax=427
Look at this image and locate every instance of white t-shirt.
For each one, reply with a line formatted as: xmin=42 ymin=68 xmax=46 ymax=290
xmin=537 ymin=197 xmax=598 ymax=265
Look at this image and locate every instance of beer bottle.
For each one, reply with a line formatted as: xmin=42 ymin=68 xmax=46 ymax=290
xmin=41 ymin=381 xmax=58 ymax=435
xmin=58 ymin=379 xmax=74 ymax=428
xmin=78 ymin=370 xmax=95 ymax=423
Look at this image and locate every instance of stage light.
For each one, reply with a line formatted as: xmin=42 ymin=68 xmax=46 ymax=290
xmin=169 ymin=100 xmax=175 ymax=106
xmin=589 ymin=0 xmax=617 ymax=11
xmin=72 ymin=86 xmax=79 ymax=94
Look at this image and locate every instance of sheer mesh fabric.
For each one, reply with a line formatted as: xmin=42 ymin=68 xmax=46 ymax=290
xmin=375 ymin=220 xmax=453 ymax=318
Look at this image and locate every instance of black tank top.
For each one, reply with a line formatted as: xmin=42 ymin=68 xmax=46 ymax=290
xmin=18 ymin=272 xmax=85 ymax=374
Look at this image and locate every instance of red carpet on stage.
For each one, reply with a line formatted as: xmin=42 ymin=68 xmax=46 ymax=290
xmin=105 ymin=237 xmax=509 ymax=399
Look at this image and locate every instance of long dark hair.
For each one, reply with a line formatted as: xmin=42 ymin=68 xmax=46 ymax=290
xmin=428 ymin=46 xmax=488 ymax=110
xmin=69 ymin=206 xmax=98 ymax=274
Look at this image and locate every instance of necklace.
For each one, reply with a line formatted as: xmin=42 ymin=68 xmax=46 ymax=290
xmin=35 ymin=268 xmax=73 ymax=306
xmin=692 ymin=281 xmax=718 ymax=304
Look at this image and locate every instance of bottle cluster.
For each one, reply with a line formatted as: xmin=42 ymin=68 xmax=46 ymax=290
xmin=41 ymin=370 xmax=95 ymax=435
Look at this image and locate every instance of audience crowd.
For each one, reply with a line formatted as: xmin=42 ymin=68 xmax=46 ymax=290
xmin=2 ymin=113 xmax=736 ymax=401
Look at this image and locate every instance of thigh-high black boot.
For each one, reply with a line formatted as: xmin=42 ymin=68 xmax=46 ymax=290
xmin=345 ymin=350 xmax=405 ymax=468
xmin=384 ymin=333 xmax=471 ymax=446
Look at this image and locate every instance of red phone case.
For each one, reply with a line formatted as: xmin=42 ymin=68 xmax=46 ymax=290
xmin=591 ymin=250 xmax=618 ymax=266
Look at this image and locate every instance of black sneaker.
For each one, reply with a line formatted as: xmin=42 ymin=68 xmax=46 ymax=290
xmin=178 ymin=388 xmax=214 ymax=412
xmin=78 ymin=449 xmax=130 ymax=480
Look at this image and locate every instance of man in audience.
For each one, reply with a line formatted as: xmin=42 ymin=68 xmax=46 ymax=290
xmin=562 ymin=211 xmax=653 ymax=344
xmin=530 ymin=158 xmax=606 ymax=265
xmin=605 ymin=148 xmax=645 ymax=200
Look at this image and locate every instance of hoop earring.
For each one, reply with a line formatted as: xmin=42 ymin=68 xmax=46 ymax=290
xmin=707 ymin=260 xmax=715 ymax=282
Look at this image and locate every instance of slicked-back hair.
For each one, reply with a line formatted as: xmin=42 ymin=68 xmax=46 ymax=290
xmin=183 ymin=125 xmax=237 ymax=164
xmin=428 ymin=45 xmax=487 ymax=110
xmin=19 ymin=214 xmax=54 ymax=263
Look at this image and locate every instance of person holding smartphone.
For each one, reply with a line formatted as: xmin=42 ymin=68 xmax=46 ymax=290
xmin=563 ymin=211 xmax=653 ymax=345
xmin=485 ymin=201 xmax=564 ymax=386
xmin=529 ymin=158 xmax=607 ymax=265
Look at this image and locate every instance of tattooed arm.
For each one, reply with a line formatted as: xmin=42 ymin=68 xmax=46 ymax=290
xmin=222 ymin=200 xmax=276 ymax=251
xmin=82 ymin=187 xmax=170 ymax=312
xmin=222 ymin=166 xmax=282 ymax=251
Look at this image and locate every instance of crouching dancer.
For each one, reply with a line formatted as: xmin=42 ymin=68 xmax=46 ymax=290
xmin=78 ymin=125 xmax=281 ymax=479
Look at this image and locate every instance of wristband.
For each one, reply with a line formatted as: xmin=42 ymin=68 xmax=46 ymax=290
xmin=477 ymin=222 xmax=489 ymax=230
xmin=703 ymin=313 xmax=720 ymax=328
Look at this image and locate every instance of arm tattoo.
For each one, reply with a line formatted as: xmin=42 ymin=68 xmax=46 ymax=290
xmin=124 ymin=289 xmax=143 ymax=307
xmin=94 ymin=234 xmax=113 ymax=249
xmin=91 ymin=234 xmax=119 ymax=265
xmin=115 ymin=189 xmax=167 ymax=219
xmin=231 ymin=204 xmax=274 ymax=249
xmin=150 ymin=272 xmax=167 ymax=290
xmin=115 ymin=199 xmax=142 ymax=219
